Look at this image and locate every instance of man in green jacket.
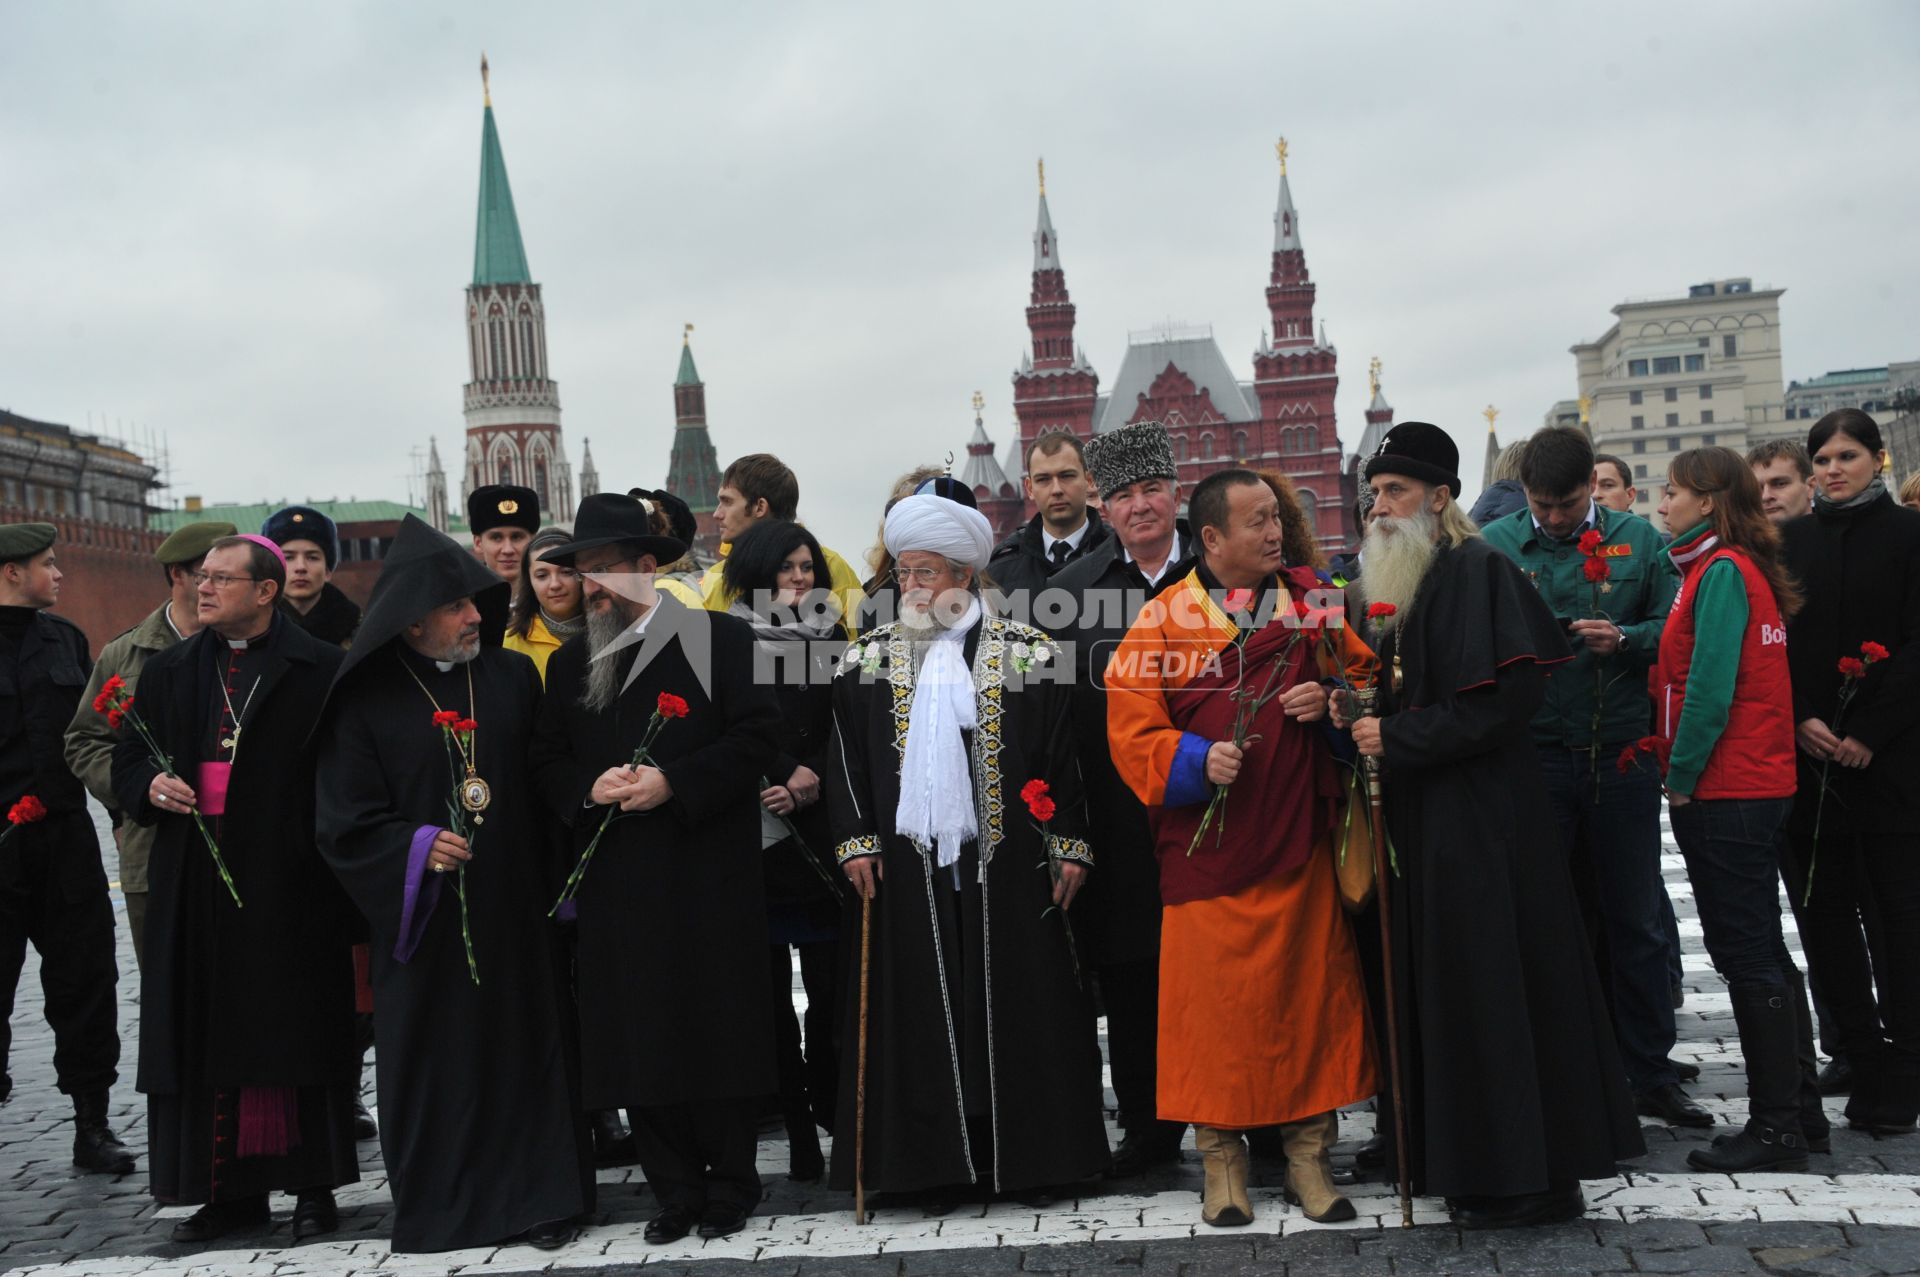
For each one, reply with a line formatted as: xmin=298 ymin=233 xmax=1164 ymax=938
xmin=63 ymin=521 xmax=233 ymax=967
xmin=1481 ymin=428 xmax=1708 ymax=1130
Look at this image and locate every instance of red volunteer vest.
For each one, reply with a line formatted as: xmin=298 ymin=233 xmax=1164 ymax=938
xmin=1650 ymin=536 xmax=1796 ymax=800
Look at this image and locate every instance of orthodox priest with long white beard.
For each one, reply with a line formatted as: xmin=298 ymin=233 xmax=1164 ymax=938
xmin=1332 ymin=422 xmax=1643 ymax=1230
xmin=826 ymin=493 xmax=1108 ymax=1214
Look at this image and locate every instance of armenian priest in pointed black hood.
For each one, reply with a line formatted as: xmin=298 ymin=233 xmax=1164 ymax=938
xmin=314 ymin=514 xmax=591 ymax=1253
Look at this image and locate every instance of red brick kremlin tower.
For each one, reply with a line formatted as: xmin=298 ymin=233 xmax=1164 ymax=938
xmin=1008 ymin=159 xmax=1101 ymax=470
xmin=461 ymin=57 xmax=572 ymax=518
xmin=998 ymin=141 xmax=1364 ymax=553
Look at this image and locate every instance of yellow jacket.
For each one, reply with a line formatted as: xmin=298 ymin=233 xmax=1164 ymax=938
xmin=503 ymin=613 xmax=568 ymax=683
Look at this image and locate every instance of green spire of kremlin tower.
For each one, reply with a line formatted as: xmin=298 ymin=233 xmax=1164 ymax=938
xmin=472 ymin=54 xmax=532 ymax=287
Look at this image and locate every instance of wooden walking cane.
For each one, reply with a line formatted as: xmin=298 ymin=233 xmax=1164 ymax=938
xmin=1354 ymin=685 xmax=1415 ymax=1229
xmin=855 ymin=891 xmax=873 ymax=1225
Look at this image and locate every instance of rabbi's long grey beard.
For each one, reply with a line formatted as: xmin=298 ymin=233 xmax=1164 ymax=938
xmin=1360 ymin=505 xmax=1440 ymax=624
xmin=580 ymin=600 xmax=637 ymax=714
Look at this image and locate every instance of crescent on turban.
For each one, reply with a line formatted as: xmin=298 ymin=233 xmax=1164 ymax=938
xmin=883 ymin=493 xmax=994 ymax=570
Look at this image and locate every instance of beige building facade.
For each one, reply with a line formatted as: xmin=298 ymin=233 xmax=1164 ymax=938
xmin=1568 ymin=278 xmax=1789 ymax=520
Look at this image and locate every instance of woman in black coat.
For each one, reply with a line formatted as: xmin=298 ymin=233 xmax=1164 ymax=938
xmin=1781 ymin=409 xmax=1920 ymax=1136
xmin=722 ymin=519 xmax=851 ymax=1180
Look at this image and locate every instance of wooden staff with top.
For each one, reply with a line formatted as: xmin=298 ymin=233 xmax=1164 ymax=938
xmin=855 ymin=892 xmax=872 ymax=1224
xmin=1352 ymin=683 xmax=1414 ymax=1228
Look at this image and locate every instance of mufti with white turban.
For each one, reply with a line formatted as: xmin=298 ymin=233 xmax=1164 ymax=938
xmin=823 ymin=492 xmax=1109 ymax=1213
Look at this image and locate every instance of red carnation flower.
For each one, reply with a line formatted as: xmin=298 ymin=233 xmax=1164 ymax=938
xmin=1020 ymin=779 xmax=1050 ymax=806
xmin=1861 ymin=641 xmax=1890 ymax=663
xmin=1029 ymin=797 xmax=1057 ymax=823
xmin=1366 ymin=602 xmax=1398 ymax=620
xmin=431 ymin=710 xmax=461 ymax=727
xmin=1222 ymin=588 xmax=1256 ymax=613
xmin=1838 ymin=656 xmax=1866 ymax=678
xmin=1577 ymin=530 xmax=1604 ymax=556
xmin=1582 ymin=557 xmax=1611 ymax=584
xmin=656 ymin=692 xmax=690 ymax=720
xmin=8 ymin=795 xmax=47 ymax=825
xmin=1617 ymin=736 xmax=1669 ymax=777
xmin=454 ymin=719 xmax=478 ymax=734
xmin=106 ymin=708 xmax=124 ymax=730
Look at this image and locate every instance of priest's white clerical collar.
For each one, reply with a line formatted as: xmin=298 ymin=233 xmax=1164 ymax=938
xmin=226 ymin=632 xmax=268 ymax=651
xmin=434 ymin=660 xmax=455 ymax=673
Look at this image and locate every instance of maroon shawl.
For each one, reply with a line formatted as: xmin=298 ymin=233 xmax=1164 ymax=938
xmin=1155 ymin=604 xmax=1339 ymax=905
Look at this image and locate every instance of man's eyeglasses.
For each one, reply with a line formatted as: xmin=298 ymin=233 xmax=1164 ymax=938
xmin=192 ymin=572 xmax=256 ymax=589
xmin=576 ymin=556 xmax=639 ymax=576
xmin=893 ymin=565 xmax=951 ymax=586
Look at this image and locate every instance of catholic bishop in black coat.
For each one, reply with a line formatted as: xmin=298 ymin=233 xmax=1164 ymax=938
xmin=528 ymin=493 xmax=783 ymax=1244
xmin=314 ymin=516 xmax=591 ymax=1253
xmin=109 ymin=534 xmax=358 ymax=1243
xmin=826 ymin=494 xmax=1108 ymax=1207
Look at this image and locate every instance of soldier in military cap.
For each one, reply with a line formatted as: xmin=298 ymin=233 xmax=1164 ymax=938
xmin=261 ymin=505 xmax=362 ymax=648
xmin=467 ymin=484 xmax=541 ymax=587
xmin=66 ymin=519 xmax=236 ymax=968
xmin=0 ymin=522 xmax=138 ymax=1174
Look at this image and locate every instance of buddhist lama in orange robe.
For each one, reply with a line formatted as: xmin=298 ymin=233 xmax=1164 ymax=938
xmin=1105 ymin=469 xmax=1377 ymax=1228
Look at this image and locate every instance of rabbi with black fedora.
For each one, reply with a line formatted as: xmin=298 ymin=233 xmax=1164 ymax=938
xmin=529 ymin=492 xmax=783 ymax=1245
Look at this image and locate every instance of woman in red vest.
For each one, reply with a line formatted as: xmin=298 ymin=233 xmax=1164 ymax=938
xmin=1653 ymin=447 xmax=1822 ymax=1172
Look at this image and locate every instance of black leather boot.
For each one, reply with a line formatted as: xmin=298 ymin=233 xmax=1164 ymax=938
xmin=1785 ymin=968 xmax=1831 ymax=1152
xmin=71 ymin=1091 xmax=136 ymax=1175
xmin=1689 ymin=985 xmax=1808 ymax=1173
xmin=291 ymin=1188 xmax=340 ymax=1240
xmin=171 ymin=1195 xmax=269 ymax=1243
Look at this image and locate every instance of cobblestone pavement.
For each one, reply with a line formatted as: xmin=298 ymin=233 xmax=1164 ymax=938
xmin=4 ymin=808 xmax=1918 ymax=1275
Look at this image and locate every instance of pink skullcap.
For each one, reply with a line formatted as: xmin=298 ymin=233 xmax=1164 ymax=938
xmin=236 ymin=533 xmax=287 ymax=567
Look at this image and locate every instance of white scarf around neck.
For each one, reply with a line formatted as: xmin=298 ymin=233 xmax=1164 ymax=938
xmin=893 ymin=596 xmax=982 ymax=883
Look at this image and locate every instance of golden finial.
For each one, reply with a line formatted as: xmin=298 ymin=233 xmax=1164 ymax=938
xmin=1037 ymin=157 xmax=1046 ymax=196
xmin=971 ymin=390 xmax=985 ymax=417
xmin=1483 ymin=404 xmax=1500 ymax=431
xmin=1368 ymin=356 xmax=1382 ymax=399
xmin=683 ymin=322 xmax=694 ymax=345
xmin=1275 ymin=137 xmax=1289 ymax=175
xmin=1883 ymin=451 xmax=1894 ymax=473
xmin=1578 ymin=393 xmax=1593 ymax=425
xmin=481 ymin=53 xmax=491 ymax=107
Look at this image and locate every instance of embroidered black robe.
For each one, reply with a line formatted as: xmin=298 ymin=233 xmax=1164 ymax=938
xmin=824 ymin=614 xmax=1109 ymax=1195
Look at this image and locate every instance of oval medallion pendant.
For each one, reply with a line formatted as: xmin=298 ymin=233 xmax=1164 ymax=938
xmin=460 ymin=774 xmax=492 ymax=814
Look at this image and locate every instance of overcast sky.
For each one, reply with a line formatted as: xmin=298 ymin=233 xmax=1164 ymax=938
xmin=4 ymin=1 xmax=1916 ymax=560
